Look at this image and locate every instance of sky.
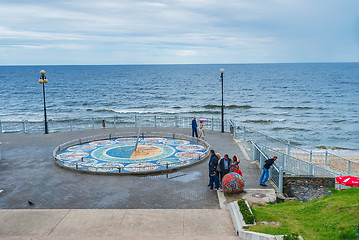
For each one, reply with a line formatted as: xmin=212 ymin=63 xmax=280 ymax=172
xmin=0 ymin=0 xmax=359 ymax=65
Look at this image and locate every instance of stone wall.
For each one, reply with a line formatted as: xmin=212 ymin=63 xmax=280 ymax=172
xmin=283 ymin=175 xmax=335 ymax=199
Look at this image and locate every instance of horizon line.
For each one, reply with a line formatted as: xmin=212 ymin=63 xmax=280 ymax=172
xmin=1 ymin=61 xmax=359 ymax=67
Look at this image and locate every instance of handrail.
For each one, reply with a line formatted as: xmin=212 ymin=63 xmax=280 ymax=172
xmin=250 ymin=141 xmax=269 ymax=160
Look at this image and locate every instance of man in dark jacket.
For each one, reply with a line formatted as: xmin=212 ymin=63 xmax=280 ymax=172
xmin=260 ymin=155 xmax=277 ymax=186
xmin=218 ymin=154 xmax=232 ymax=182
xmin=192 ymin=117 xmax=198 ymax=137
xmin=208 ymin=150 xmax=220 ymax=191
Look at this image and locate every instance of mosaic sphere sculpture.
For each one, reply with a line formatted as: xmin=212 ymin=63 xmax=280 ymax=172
xmin=222 ymin=172 xmax=245 ymax=193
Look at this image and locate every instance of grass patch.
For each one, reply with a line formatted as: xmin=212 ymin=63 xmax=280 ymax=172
xmin=248 ymin=188 xmax=359 ymax=239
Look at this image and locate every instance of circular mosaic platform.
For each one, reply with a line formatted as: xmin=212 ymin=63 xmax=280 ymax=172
xmin=55 ymin=137 xmax=208 ymax=174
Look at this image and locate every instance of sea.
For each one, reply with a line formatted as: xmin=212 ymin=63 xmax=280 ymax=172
xmin=0 ymin=63 xmax=358 ymax=153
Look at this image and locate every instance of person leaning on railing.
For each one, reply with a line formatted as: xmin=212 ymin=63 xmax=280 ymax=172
xmin=259 ymin=155 xmax=277 ymax=187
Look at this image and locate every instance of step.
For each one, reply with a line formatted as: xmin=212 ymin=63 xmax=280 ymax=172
xmin=0 ymin=209 xmax=242 ymax=239
xmin=0 ymin=237 xmax=242 ymax=240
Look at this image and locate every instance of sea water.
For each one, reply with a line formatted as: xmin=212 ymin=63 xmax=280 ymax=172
xmin=0 ymin=63 xmax=358 ymax=151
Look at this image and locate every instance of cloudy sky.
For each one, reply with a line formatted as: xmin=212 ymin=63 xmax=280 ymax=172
xmin=1 ymin=0 xmax=359 ymax=65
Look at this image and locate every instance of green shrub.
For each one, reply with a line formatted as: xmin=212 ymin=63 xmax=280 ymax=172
xmin=238 ymin=200 xmax=255 ymax=224
xmin=283 ymin=232 xmax=299 ymax=240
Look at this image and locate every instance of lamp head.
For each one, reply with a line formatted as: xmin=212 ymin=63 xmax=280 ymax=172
xmin=220 ymin=68 xmax=224 ymax=74
xmin=40 ymin=70 xmax=46 ymax=75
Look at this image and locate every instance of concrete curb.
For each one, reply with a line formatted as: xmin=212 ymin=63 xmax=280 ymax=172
xmin=217 ymin=191 xmax=226 ymax=209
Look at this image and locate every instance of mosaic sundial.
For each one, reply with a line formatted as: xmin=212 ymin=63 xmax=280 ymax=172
xmin=55 ymin=137 xmax=208 ymax=173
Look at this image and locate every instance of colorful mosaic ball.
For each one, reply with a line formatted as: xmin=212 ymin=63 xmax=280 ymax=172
xmin=222 ymin=172 xmax=245 ymax=193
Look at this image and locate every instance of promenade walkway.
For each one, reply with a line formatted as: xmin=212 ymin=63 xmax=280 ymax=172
xmin=0 ymin=127 xmax=274 ymax=239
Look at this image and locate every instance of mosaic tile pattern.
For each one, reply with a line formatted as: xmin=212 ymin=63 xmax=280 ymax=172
xmin=56 ymin=137 xmax=207 ymax=173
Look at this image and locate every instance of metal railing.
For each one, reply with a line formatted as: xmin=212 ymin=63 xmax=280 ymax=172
xmin=229 ymin=121 xmax=358 ymax=177
xmin=52 ymin=131 xmax=210 ymax=174
xmin=251 ymin=141 xmax=284 ymax=193
xmin=0 ymin=115 xmax=231 ymax=134
xmin=2 ymin=114 xmax=357 ymax=179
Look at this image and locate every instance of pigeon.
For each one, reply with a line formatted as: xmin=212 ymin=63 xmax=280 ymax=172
xmin=28 ymin=201 xmax=35 ymax=206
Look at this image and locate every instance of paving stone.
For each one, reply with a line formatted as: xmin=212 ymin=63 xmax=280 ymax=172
xmin=0 ymin=127 xmax=263 ymax=209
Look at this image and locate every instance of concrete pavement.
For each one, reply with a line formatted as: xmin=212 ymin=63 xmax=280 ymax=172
xmin=0 ymin=127 xmax=269 ymax=209
xmin=0 ymin=127 xmax=276 ymax=239
xmin=0 ymin=209 xmax=238 ymax=240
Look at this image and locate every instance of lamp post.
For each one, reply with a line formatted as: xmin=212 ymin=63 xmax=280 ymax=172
xmin=38 ymin=70 xmax=49 ymax=134
xmin=220 ymin=68 xmax=224 ymax=133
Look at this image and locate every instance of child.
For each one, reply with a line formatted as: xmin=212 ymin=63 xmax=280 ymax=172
xmin=233 ymin=164 xmax=243 ymax=176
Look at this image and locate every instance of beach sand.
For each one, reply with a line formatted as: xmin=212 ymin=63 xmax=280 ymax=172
xmin=288 ymin=153 xmax=359 ymax=175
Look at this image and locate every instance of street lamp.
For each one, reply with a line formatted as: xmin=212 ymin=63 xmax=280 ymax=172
xmin=38 ymin=70 xmax=49 ymax=134
xmin=220 ymin=68 xmax=224 ymax=133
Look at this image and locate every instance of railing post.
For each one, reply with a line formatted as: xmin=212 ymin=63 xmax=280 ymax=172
xmin=260 ymin=152 xmax=264 ymax=168
xmin=253 ymin=148 xmax=258 ymax=162
xmin=102 ymin=120 xmax=106 ymax=128
xmin=0 ymin=121 xmax=2 ymax=134
xmin=309 ymin=150 xmax=313 ymax=176
xmin=175 ymin=116 xmax=178 ymax=127
xmin=325 ymin=150 xmax=328 ymax=166
xmin=279 ymin=166 xmax=284 ymax=194
xmin=287 ymin=140 xmax=291 ymax=161
xmin=348 ymin=160 xmax=351 ymax=175
xmin=114 ymin=117 xmax=117 ymax=128
xmin=22 ymin=120 xmax=26 ymax=133
xmin=233 ymin=124 xmax=237 ymax=139
xmin=70 ymin=120 xmax=73 ymax=131
xmin=243 ymin=127 xmax=246 ymax=142
xmin=92 ymin=118 xmax=95 ymax=129
xmin=282 ymin=152 xmax=285 ymax=169
xmin=211 ymin=117 xmax=214 ymax=130
xmin=135 ymin=115 xmax=137 ymax=127
xmin=154 ymin=115 xmax=157 ymax=128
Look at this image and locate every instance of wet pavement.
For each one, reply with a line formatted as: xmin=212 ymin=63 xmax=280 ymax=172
xmin=0 ymin=127 xmax=264 ymax=209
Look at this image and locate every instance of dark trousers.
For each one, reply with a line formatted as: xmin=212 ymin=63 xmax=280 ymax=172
xmin=219 ymin=169 xmax=230 ymax=183
xmin=209 ymin=174 xmax=220 ymax=190
xmin=192 ymin=127 xmax=198 ymax=137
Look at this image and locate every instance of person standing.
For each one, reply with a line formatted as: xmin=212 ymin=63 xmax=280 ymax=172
xmin=216 ymin=153 xmax=221 ymax=177
xmin=230 ymin=155 xmax=240 ymax=172
xmin=218 ymin=154 xmax=232 ymax=183
xmin=233 ymin=164 xmax=243 ymax=176
xmin=198 ymin=120 xmax=205 ymax=140
xmin=208 ymin=150 xmax=218 ymax=178
xmin=208 ymin=150 xmax=220 ymax=191
xmin=260 ymin=156 xmax=277 ymax=186
xmin=192 ymin=117 xmax=198 ymax=138
xmin=209 ymin=159 xmax=221 ymax=191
